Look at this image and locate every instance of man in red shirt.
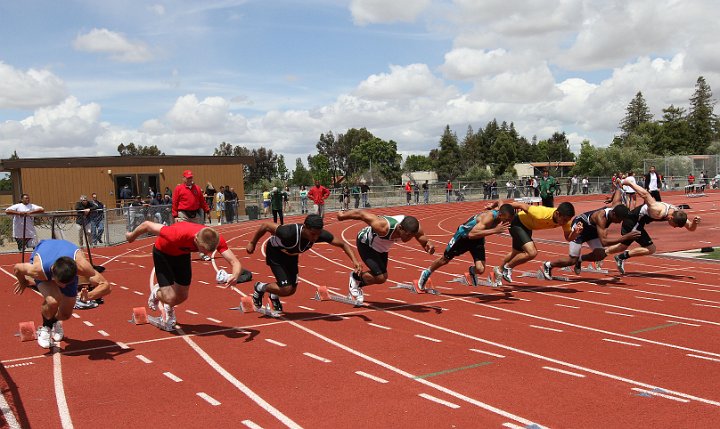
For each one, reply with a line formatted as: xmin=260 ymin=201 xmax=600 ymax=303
xmin=445 ymin=180 xmax=453 ymax=202
xmin=307 ymin=179 xmax=330 ymax=218
xmin=404 ymin=181 xmax=412 ymax=205
xmin=172 ymin=170 xmax=210 ymax=223
xmin=125 ymin=221 xmax=244 ymax=328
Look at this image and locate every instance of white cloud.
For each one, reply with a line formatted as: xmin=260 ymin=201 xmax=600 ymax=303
xmin=165 ymin=94 xmax=234 ymax=131
xmin=355 ymin=63 xmax=452 ymax=100
xmin=73 ymin=28 xmax=154 ymax=63
xmin=0 ymin=62 xmax=67 ymax=109
xmin=350 ymin=0 xmax=431 ymax=25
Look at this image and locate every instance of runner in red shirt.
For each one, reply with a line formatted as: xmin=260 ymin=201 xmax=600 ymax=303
xmin=126 ymin=221 xmax=244 ymax=327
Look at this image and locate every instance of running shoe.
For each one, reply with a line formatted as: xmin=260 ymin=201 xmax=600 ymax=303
xmin=542 ymin=261 xmax=553 ymax=280
xmin=573 ymin=259 xmax=582 ymax=275
xmin=148 ymin=283 xmax=160 ymax=311
xmin=37 ymin=326 xmax=52 ymax=349
xmin=51 ymin=321 xmax=64 ymax=342
xmin=418 ymin=269 xmax=431 ymax=290
xmin=614 ymin=255 xmax=625 ymax=275
xmin=348 ymin=273 xmax=363 ymax=302
xmin=501 ymin=266 xmax=513 ymax=283
xmin=201 ymin=253 xmax=212 ymax=261
xmin=252 ymin=282 xmax=265 ymax=309
xmin=468 ymin=266 xmax=478 ymax=286
xmin=163 ymin=303 xmax=177 ymax=327
xmin=74 ymin=299 xmax=99 ymax=310
xmin=269 ymin=294 xmax=283 ymax=312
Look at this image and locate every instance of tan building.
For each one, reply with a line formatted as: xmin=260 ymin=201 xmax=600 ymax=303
xmin=0 ymin=156 xmax=254 ymax=211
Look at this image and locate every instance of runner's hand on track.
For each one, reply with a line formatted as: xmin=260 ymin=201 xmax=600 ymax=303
xmin=424 ymin=242 xmax=435 ymax=255
xmin=13 ymin=279 xmax=29 ymax=295
xmin=692 ymin=216 xmax=701 ymax=225
xmin=246 ymin=242 xmax=256 ymax=254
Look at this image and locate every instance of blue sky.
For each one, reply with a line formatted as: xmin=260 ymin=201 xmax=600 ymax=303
xmin=1 ymin=0 xmax=719 ymax=164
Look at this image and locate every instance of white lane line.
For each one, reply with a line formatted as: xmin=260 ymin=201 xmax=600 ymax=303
xmin=636 ymin=296 xmax=663 ymax=301
xmin=97 ymin=330 xmax=109 ymax=337
xmin=668 ymin=320 xmax=701 ymax=327
xmin=699 ymin=289 xmax=720 ymax=293
xmin=602 ymin=338 xmax=641 ymax=347
xmin=368 ymin=323 xmax=391 ymax=330
xmin=297 ymin=305 xmax=315 ymax=311
xmin=605 ymin=311 xmax=634 ymax=317
xmin=185 ymin=310 xmax=199 ymax=315
xmin=514 ymin=297 xmax=531 ymax=302
xmin=469 ymin=349 xmax=505 ymax=358
xmin=555 ymin=304 xmax=580 ymax=309
xmin=120 ymin=286 xmax=129 ymax=290
xmin=303 ymin=352 xmax=331 ymax=363
xmin=646 ymin=283 xmax=671 ymax=288
xmin=693 ymin=303 xmax=720 ymax=309
xmin=502 ymin=424 xmax=525 ymax=429
xmin=133 ymin=291 xmax=144 ymax=296
xmin=206 ymin=317 xmax=222 ymax=323
xmin=83 ymin=321 xmax=94 ymax=327
xmin=53 ymin=350 xmax=73 ymax=429
xmin=327 ymin=286 xmax=340 ymax=291
xmin=355 ymin=371 xmax=389 ymax=384
xmin=4 ymin=362 xmax=34 ymax=368
xmin=418 ymin=393 xmax=460 ymax=409
xmin=542 ymin=366 xmax=586 ymax=378
xmin=586 ymin=290 xmax=610 ymax=295
xmin=473 ymin=314 xmax=501 ymax=321
xmin=529 ymin=325 xmax=563 ymax=333
xmin=264 ymin=339 xmax=287 ymax=347
xmin=136 ymin=355 xmax=153 ymax=364
xmin=687 ymin=354 xmax=720 ymax=363
xmin=197 ymin=280 xmax=210 ymax=285
xmin=385 ymin=298 xmax=406 ymax=303
xmin=415 ymin=334 xmax=442 ymax=343
xmin=631 ymin=388 xmax=690 ymax=403
xmin=196 ymin=392 xmax=221 ymax=406
xmin=71 ymin=313 xmax=80 ymax=319
xmin=163 ymin=372 xmax=183 ymax=382
xmin=116 ymin=342 xmax=130 ymax=349
xmin=241 ymin=420 xmax=263 ymax=429
xmin=137 ymin=265 xmax=145 ymax=268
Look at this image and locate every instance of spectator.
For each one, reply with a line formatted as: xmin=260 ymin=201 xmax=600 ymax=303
xmin=644 ymin=165 xmax=663 ymax=201
xmin=538 ymin=170 xmax=557 ymax=207
xmin=307 ymin=179 xmax=330 ymax=218
xmin=623 ymin=171 xmax=638 ymax=209
xmin=164 ymin=186 xmax=173 ymax=198
xmin=5 ymin=194 xmax=44 ymax=251
xmin=204 ymin=182 xmax=216 ymax=224
xmin=75 ymin=195 xmax=93 ymax=246
xmin=405 ymin=181 xmax=412 ymax=205
xmin=225 ymin=186 xmax=238 ymax=223
xmin=582 ymin=177 xmax=589 ymax=194
xmin=351 ymin=183 xmax=361 ymax=209
xmin=89 ymin=193 xmax=105 ymax=245
xmin=445 ymin=180 xmax=453 ymax=202
xmin=571 ymin=175 xmax=578 ymax=195
xmin=160 ymin=194 xmax=173 ymax=225
xmin=269 ymin=186 xmax=287 ymax=224
xmin=506 ymin=180 xmax=515 ymax=199
xmin=172 ymin=170 xmax=210 ymax=224
xmin=360 ymin=181 xmax=370 ymax=208
xmin=413 ymin=182 xmax=420 ymax=204
xmin=119 ymin=184 xmax=133 ymax=203
xmin=422 ymin=180 xmax=429 ymax=204
xmin=284 ymin=186 xmax=291 ymax=213
xmin=490 ymin=178 xmax=498 ymax=199
xmin=341 ymin=185 xmax=350 ymax=211
xmin=216 ymin=186 xmax=226 ymax=224
xmin=299 ymin=185 xmax=309 ymax=214
xmin=262 ymin=189 xmax=271 ymax=218
xmin=532 ymin=176 xmax=539 ymax=197
xmin=127 ymin=196 xmax=147 ymax=232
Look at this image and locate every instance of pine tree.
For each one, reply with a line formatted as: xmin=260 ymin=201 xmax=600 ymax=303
xmin=687 ymin=76 xmax=717 ymax=154
xmin=619 ymin=91 xmax=653 ymax=141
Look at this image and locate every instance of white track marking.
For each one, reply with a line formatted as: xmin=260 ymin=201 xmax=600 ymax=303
xmin=602 ymin=339 xmax=642 ymax=347
xmin=418 ymin=393 xmax=460 ymax=409
xmin=116 ymin=342 xmax=130 ymax=349
xmin=206 ymin=317 xmax=222 ymax=323
xmin=163 ymin=372 xmax=183 ymax=382
xmin=555 ymin=304 xmax=580 ymax=309
xmin=529 ymin=325 xmax=564 ymax=333
xmin=135 ymin=355 xmax=153 ymax=364
xmin=97 ymin=330 xmax=109 ymax=337
xmin=197 ymin=280 xmax=209 ymax=285
xmin=185 ymin=310 xmax=199 ymax=315
xmin=71 ymin=314 xmax=80 ymax=319
xmin=668 ymin=320 xmax=700 ymax=327
xmin=120 ymin=286 xmax=129 ymax=290
xmin=473 ymin=314 xmax=501 ymax=321
xmin=605 ymin=311 xmax=634 ymax=317
xmin=83 ymin=321 xmax=94 ymax=327
xmin=303 ymin=352 xmax=331 ymax=363
xmin=415 ymin=334 xmax=442 ymax=343
xmin=542 ymin=366 xmax=586 ymax=378
xmin=368 ymin=322 xmax=391 ymax=330
xmin=355 ymin=371 xmax=389 ymax=384
xmin=469 ymin=349 xmax=505 ymax=358
xmin=699 ymin=289 xmax=720 ymax=293
xmin=264 ymin=339 xmax=287 ymax=347
xmin=631 ymin=388 xmax=690 ymax=403
xmin=635 ymin=296 xmax=663 ymax=301
xmin=385 ymin=298 xmax=406 ymax=303
xmin=693 ymin=303 xmax=720 ymax=309
xmin=54 ymin=350 xmax=74 ymax=429
xmin=196 ymin=392 xmax=221 ymax=406
xmin=133 ymin=291 xmax=144 ymax=296
xmin=296 ymin=306 xmax=315 ymax=311
xmin=687 ymin=354 xmax=720 ymax=363
xmin=585 ymin=290 xmax=610 ymax=295
xmin=242 ymin=420 xmax=263 ymax=429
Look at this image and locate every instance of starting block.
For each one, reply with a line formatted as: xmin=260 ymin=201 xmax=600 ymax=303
xmin=17 ymin=321 xmax=36 ymax=342
xmin=130 ymin=307 xmax=175 ymax=331
xmin=561 ymin=262 xmax=608 ymax=274
xmin=449 ymin=270 xmax=502 ymax=288
xmin=232 ymin=296 xmax=282 ymax=318
xmin=391 ymin=279 xmax=440 ymax=295
xmin=312 ymin=286 xmax=364 ymax=306
xmin=517 ymin=269 xmax=570 ymax=282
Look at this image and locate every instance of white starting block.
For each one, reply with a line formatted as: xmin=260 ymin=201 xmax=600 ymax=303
xmin=514 ymin=196 xmax=542 ymax=206
xmin=232 ymin=296 xmax=282 ymax=318
xmin=312 ymin=286 xmax=364 ymax=306
xmin=131 ymin=307 xmax=176 ymax=331
xmin=561 ymin=262 xmax=608 ymax=274
xmin=517 ymin=269 xmax=571 ymax=282
xmin=391 ymin=279 xmax=440 ymax=295
xmin=449 ymin=270 xmax=502 ymax=288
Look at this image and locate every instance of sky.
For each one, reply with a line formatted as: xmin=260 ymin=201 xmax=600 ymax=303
xmin=1 ymin=0 xmax=719 ymax=165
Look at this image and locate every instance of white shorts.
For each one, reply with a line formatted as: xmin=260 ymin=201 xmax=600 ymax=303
xmin=569 ymin=239 xmax=602 ymax=257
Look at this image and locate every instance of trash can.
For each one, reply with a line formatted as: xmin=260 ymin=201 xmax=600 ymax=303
xmin=245 ymin=205 xmax=259 ymax=220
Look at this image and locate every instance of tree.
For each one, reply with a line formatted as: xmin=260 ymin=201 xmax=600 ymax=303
xmin=276 ymin=154 xmax=289 ymax=182
xmin=307 ymin=153 xmax=332 ymax=186
xmin=248 ymin=147 xmax=278 ymax=186
xmin=403 ymin=154 xmax=434 ymax=172
xmin=117 ymin=143 xmax=165 ymax=156
xmin=349 ymin=137 xmax=402 ymax=184
xmin=618 ymin=91 xmax=653 ymax=142
xmin=291 ymin=158 xmax=313 ymax=186
xmin=9 ymin=150 xmax=19 ymax=159
xmin=687 ymin=76 xmax=716 ymax=154
xmin=338 ymin=128 xmax=376 ymax=177
xmin=655 ymin=105 xmax=691 ymax=154
xmin=434 ymin=125 xmax=463 ymax=181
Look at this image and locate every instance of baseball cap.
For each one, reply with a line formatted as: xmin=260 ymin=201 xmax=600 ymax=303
xmin=183 ymin=170 xmax=193 ymax=178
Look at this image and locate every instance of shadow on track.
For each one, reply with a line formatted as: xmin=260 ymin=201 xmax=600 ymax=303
xmin=0 ymin=362 xmax=30 ymax=428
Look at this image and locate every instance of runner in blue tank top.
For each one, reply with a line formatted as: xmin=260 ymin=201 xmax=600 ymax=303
xmin=337 ymin=209 xmax=434 ymax=303
xmin=418 ymin=204 xmax=515 ymax=289
xmin=13 ymin=239 xmax=110 ymax=349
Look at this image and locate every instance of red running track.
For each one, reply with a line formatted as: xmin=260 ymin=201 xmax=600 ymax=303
xmin=2 ymin=191 xmax=720 ymax=428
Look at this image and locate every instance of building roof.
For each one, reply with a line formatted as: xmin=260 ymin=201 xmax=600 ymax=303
xmin=0 ymin=155 xmax=255 ymax=170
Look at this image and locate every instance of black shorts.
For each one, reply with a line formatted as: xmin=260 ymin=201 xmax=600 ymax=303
xmin=266 ymin=245 xmax=299 ymax=287
xmin=357 ymin=240 xmax=388 ymax=276
xmin=510 ymin=217 xmax=533 ymax=251
xmin=153 ymin=246 xmax=191 ymax=287
xmin=443 ymin=237 xmax=486 ymax=262
xmin=620 ymin=218 xmax=653 ymax=247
